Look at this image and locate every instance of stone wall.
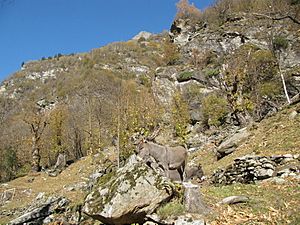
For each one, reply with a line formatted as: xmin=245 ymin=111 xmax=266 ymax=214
xmin=212 ymin=154 xmax=300 ymax=185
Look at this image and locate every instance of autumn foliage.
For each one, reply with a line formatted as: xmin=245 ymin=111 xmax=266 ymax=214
xmin=175 ymin=0 xmax=202 ymax=21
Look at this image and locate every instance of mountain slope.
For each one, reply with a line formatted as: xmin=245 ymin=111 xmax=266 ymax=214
xmin=0 ymin=0 xmax=300 ymax=224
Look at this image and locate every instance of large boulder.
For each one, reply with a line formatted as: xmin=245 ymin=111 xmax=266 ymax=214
xmin=216 ymin=127 xmax=250 ymax=159
xmin=82 ymin=155 xmax=175 ymax=225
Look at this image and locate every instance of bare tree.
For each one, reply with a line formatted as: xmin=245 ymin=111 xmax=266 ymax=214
xmin=23 ymin=109 xmax=48 ymax=172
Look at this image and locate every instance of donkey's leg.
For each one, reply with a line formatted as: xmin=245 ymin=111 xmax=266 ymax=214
xmin=163 ymin=163 xmax=169 ymax=179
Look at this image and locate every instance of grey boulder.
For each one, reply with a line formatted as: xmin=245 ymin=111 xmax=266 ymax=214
xmin=82 ymin=155 xmax=174 ymax=225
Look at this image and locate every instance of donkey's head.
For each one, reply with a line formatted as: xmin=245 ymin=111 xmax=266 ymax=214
xmin=135 ymin=139 xmax=150 ymax=158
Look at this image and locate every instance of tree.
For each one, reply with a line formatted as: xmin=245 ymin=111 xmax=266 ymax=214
xmin=23 ymin=106 xmax=48 ymax=172
xmin=176 ymin=0 xmax=202 ymax=21
xmin=48 ymin=104 xmax=67 ymax=163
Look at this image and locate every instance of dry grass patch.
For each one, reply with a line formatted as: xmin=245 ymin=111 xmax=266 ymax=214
xmin=0 ymin=155 xmax=98 ymax=224
xmin=202 ymin=178 xmax=300 ymax=225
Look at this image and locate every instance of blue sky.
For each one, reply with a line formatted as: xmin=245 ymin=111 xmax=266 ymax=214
xmin=0 ymin=0 xmax=213 ymax=81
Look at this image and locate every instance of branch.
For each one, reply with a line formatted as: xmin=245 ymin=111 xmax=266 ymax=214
xmin=253 ymin=13 xmax=300 ymax=25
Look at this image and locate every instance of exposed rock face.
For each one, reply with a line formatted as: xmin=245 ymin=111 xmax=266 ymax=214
xmin=8 ymin=196 xmax=69 ymax=225
xmin=152 ymin=67 xmax=178 ymax=108
xmin=82 ymin=155 xmax=174 ymax=225
xmin=132 ymin=31 xmax=153 ymax=41
xmin=212 ymin=154 xmax=300 ymax=185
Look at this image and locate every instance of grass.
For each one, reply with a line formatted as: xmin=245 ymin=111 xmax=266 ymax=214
xmin=202 ymin=178 xmax=300 ymax=225
xmin=157 ymin=200 xmax=185 ymax=220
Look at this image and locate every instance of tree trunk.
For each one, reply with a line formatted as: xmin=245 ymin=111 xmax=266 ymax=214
xmin=87 ymin=98 xmax=93 ymax=155
xmin=32 ymin=138 xmax=41 ymax=172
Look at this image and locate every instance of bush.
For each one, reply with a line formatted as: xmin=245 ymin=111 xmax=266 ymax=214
xmin=259 ymin=81 xmax=282 ymax=98
xmin=202 ymin=94 xmax=229 ymax=126
xmin=205 ymin=68 xmax=219 ymax=77
xmin=171 ymin=92 xmax=190 ymax=143
xmin=177 ymin=71 xmax=193 ymax=82
xmin=0 ymin=146 xmax=18 ymax=182
xmin=273 ymin=36 xmax=289 ymax=51
xmin=138 ymin=74 xmax=151 ymax=87
xmin=176 ymin=0 xmax=202 ymax=21
xmin=157 ymin=201 xmax=185 ymax=219
xmin=162 ymin=39 xmax=180 ymax=65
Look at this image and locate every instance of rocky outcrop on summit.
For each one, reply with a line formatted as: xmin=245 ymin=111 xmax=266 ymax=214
xmin=82 ymin=155 xmax=174 ymax=225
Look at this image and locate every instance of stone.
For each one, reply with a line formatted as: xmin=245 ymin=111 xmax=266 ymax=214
xmin=132 ymin=31 xmax=153 ymax=41
xmin=0 ymin=188 xmax=15 ymax=203
xmin=263 ymin=177 xmax=286 ymax=185
xmin=82 ymin=155 xmax=174 ymax=225
xmin=146 ymin=214 xmax=206 ymax=225
xmin=35 ymin=192 xmax=45 ymax=201
xmin=183 ymin=182 xmax=210 ymax=215
xmin=143 ymin=222 xmax=158 ymax=225
xmin=218 ymin=195 xmax=249 ymax=205
xmin=256 ymin=168 xmax=274 ymax=179
xmin=217 ymin=128 xmax=250 ymax=159
xmin=9 ymin=196 xmax=69 ymax=225
xmin=289 ymin=110 xmax=298 ymax=120
xmin=262 ymin=163 xmax=275 ymax=170
xmin=64 ymin=182 xmax=88 ymax=192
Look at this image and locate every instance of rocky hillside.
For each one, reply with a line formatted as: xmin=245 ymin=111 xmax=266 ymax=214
xmin=0 ymin=0 xmax=300 ymax=224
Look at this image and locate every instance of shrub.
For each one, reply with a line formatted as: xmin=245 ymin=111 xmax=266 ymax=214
xmin=202 ymin=94 xmax=229 ymax=126
xmin=273 ymin=36 xmax=289 ymax=51
xmin=171 ymin=92 xmax=190 ymax=143
xmin=259 ymin=81 xmax=282 ymax=98
xmin=177 ymin=71 xmax=193 ymax=82
xmin=0 ymin=146 xmax=18 ymax=182
xmin=162 ymin=39 xmax=180 ymax=65
xmin=205 ymin=68 xmax=219 ymax=77
xmin=157 ymin=200 xmax=185 ymax=220
xmin=138 ymin=74 xmax=151 ymax=87
xmin=176 ymin=0 xmax=202 ymax=21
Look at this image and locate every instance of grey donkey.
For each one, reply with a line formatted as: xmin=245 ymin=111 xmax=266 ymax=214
xmin=136 ymin=140 xmax=187 ymax=181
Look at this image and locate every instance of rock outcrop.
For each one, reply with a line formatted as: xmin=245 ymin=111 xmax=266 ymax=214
xmin=216 ymin=127 xmax=250 ymax=159
xmin=8 ymin=196 xmax=69 ymax=225
xmin=82 ymin=155 xmax=175 ymax=225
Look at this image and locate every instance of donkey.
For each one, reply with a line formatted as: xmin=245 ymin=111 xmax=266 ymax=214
xmin=136 ymin=140 xmax=187 ymax=181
